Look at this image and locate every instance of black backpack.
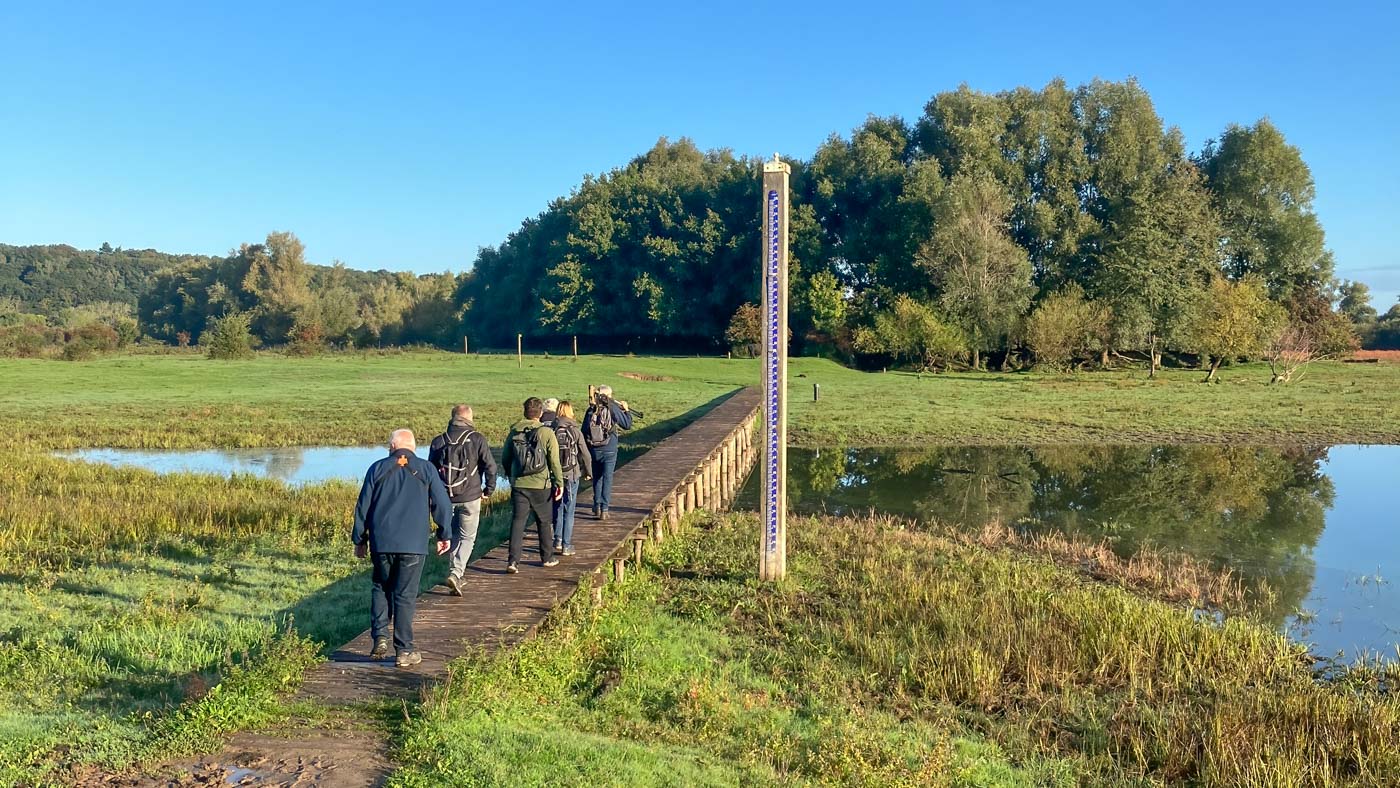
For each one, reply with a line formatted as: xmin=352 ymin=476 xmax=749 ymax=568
xmin=554 ymin=423 xmax=579 ymax=472
xmin=434 ymin=429 xmax=479 ymax=494
xmin=510 ymin=426 xmax=548 ymax=477
xmin=584 ymin=404 xmax=613 ymax=448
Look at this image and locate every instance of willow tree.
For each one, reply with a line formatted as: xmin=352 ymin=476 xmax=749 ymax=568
xmin=1187 ymin=277 xmax=1287 ymax=382
xmin=1096 ymin=163 xmax=1221 ymax=376
xmin=917 ymin=173 xmax=1033 ymax=369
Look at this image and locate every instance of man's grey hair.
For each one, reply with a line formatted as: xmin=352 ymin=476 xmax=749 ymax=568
xmin=389 ymin=429 xmax=416 ymax=451
xmin=597 ymin=385 xmax=613 ymax=398
xmin=543 ymin=397 xmax=559 ymax=411
xmin=452 ymin=404 xmax=473 ymax=421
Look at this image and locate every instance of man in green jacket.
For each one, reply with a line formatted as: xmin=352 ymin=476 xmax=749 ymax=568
xmin=502 ymin=396 xmax=564 ymax=573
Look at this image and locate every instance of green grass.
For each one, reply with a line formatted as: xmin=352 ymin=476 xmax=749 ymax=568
xmin=395 ymin=512 xmax=1400 ymax=787
xmin=1 ymin=350 xmax=1397 ymax=449
xmin=2 ymin=350 xmax=1398 ymax=782
xmin=0 ymin=453 xmax=511 ymax=783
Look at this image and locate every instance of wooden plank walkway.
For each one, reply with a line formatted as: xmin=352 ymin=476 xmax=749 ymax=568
xmin=299 ymin=387 xmax=760 ymax=705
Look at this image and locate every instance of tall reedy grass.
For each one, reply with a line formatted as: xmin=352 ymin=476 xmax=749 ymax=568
xmin=0 ymin=453 xmax=353 ymax=571
xmin=747 ymin=513 xmax=1400 ymax=786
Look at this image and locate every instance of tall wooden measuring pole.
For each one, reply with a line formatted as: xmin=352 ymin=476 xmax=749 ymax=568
xmin=760 ymin=155 xmax=789 ymax=582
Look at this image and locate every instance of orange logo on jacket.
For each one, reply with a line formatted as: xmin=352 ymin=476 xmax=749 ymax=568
xmin=397 ymin=456 xmax=409 ymax=466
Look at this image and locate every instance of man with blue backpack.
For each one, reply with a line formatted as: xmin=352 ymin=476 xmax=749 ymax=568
xmin=502 ymin=397 xmax=564 ymax=573
xmin=583 ymin=384 xmax=634 ymax=520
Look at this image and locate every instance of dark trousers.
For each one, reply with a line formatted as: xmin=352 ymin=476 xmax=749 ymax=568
xmin=590 ymin=449 xmax=618 ymax=513
xmin=509 ymin=486 xmax=555 ymax=565
xmin=370 ymin=552 xmax=424 ymax=654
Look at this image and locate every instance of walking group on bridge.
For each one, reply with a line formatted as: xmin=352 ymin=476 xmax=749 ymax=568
xmin=349 ymin=385 xmax=634 ymax=667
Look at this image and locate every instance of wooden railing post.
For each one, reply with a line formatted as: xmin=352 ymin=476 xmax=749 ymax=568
xmin=591 ymin=573 xmax=605 ymax=607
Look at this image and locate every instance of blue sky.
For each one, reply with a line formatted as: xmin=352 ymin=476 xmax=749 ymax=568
xmin=2 ymin=1 xmax=1397 ymax=308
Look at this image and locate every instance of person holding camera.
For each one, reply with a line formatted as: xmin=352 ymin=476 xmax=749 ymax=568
xmin=582 ymin=384 xmax=633 ymax=520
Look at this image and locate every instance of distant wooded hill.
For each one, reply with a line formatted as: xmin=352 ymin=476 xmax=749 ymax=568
xmin=0 ymin=243 xmax=213 ymax=317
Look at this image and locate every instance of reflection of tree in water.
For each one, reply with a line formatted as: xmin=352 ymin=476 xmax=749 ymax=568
xmin=218 ymin=449 xmax=306 ymax=484
xmin=783 ymin=445 xmax=1331 ymax=625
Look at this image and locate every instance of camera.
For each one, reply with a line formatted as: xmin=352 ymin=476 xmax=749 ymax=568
xmin=591 ymin=387 xmax=643 ymax=420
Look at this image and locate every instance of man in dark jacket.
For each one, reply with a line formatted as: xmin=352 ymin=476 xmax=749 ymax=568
xmin=583 ymin=384 xmax=633 ymax=520
xmin=352 ymin=429 xmax=452 ymax=667
xmin=428 ymin=404 xmax=497 ymax=596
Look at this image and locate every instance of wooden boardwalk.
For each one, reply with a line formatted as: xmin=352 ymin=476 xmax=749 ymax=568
xmin=299 ymin=387 xmax=760 ymax=705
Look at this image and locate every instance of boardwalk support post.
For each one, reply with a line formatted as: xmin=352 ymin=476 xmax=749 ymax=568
xmin=760 ymin=154 xmax=790 ymax=582
xmin=612 ymin=557 xmax=626 ymax=584
xmin=631 ymin=534 xmax=645 ymax=563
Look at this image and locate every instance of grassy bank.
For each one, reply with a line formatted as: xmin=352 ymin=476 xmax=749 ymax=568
xmin=2 ymin=351 xmax=1398 ymax=449
xmin=0 ymin=452 xmax=514 ymax=783
xmin=395 ymin=513 xmax=1400 ymax=786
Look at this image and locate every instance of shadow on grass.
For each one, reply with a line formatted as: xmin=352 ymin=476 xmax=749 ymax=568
xmin=616 ymin=388 xmax=741 ymax=465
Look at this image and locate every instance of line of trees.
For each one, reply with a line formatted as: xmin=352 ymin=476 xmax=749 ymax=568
xmin=463 ymin=78 xmax=1382 ymax=373
xmin=4 ymin=77 xmax=1394 ymax=365
xmin=137 ymin=232 xmax=462 ymax=354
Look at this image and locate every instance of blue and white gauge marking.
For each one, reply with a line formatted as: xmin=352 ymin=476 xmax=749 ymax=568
xmin=763 ymin=187 xmax=782 ymax=556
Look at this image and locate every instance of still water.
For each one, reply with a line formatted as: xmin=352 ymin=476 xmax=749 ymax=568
xmin=59 ymin=446 xmax=511 ymax=490
xmin=739 ymin=444 xmax=1400 ymax=663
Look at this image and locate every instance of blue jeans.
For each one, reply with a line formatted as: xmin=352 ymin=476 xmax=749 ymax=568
xmin=447 ymin=499 xmax=481 ymax=578
xmin=553 ymin=477 xmax=580 ymax=548
xmin=370 ymin=552 xmax=424 ymax=655
xmin=590 ymin=450 xmax=617 ymax=513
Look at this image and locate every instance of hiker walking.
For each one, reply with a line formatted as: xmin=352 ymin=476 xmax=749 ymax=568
xmin=352 ymin=429 xmax=452 ymax=668
xmin=502 ymin=397 xmax=564 ymax=573
xmin=551 ymin=400 xmax=591 ymax=556
xmin=428 ymin=404 xmax=497 ymax=596
xmin=583 ymin=384 xmax=633 ymax=520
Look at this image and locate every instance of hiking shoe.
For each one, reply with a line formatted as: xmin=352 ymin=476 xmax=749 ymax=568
xmin=542 ymin=558 xmax=560 ymax=568
xmin=562 ymin=546 xmax=576 ymax=556
xmin=395 ymin=651 xmax=423 ymax=668
xmin=553 ymin=541 xmax=563 ymax=552
xmin=600 ymin=511 xmax=611 ymax=521
xmin=369 ymin=637 xmax=391 ymax=660
xmin=506 ymin=563 xmax=519 ymax=574
xmin=446 ymin=574 xmax=463 ymax=596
